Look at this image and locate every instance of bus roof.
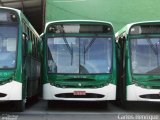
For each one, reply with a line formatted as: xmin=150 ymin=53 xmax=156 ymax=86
xmin=44 ymin=20 xmax=114 ymax=33
xmin=115 ymin=20 xmax=160 ymax=37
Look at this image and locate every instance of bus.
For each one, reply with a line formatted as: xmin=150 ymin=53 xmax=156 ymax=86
xmin=116 ymin=21 xmax=160 ymax=103
xmin=41 ymin=20 xmax=117 ymax=106
xmin=0 ymin=7 xmax=41 ymax=111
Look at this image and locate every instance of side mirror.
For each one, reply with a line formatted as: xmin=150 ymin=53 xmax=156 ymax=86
xmin=27 ymin=40 xmax=32 ymax=55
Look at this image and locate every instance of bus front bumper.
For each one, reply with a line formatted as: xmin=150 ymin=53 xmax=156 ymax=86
xmin=43 ymin=83 xmax=116 ymax=101
xmin=0 ymin=81 xmax=22 ymax=101
xmin=127 ymin=84 xmax=160 ymax=102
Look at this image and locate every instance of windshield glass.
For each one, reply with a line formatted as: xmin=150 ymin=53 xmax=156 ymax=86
xmin=0 ymin=26 xmax=17 ymax=69
xmin=130 ymin=38 xmax=160 ymax=74
xmin=47 ymin=37 xmax=112 ymax=74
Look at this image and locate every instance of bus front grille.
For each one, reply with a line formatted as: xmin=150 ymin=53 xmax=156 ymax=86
xmin=55 ymin=93 xmax=104 ymax=98
xmin=139 ymin=94 xmax=160 ymax=99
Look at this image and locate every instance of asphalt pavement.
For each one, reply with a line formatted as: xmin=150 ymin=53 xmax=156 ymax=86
xmin=0 ymin=100 xmax=160 ymax=120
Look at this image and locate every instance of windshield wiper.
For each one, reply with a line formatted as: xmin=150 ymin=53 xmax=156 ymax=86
xmin=84 ymin=37 xmax=96 ymax=54
xmin=63 ymin=37 xmax=73 ymax=65
xmin=146 ymin=38 xmax=158 ymax=55
xmin=83 ymin=36 xmax=96 ymax=64
xmin=146 ymin=38 xmax=160 ymax=66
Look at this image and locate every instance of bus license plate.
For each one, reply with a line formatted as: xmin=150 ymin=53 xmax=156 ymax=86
xmin=73 ymin=91 xmax=86 ymax=96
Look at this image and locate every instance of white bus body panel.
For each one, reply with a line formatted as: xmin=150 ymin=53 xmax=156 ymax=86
xmin=43 ymin=83 xmax=116 ymax=101
xmin=0 ymin=81 xmax=22 ymax=101
xmin=127 ymin=84 xmax=160 ymax=102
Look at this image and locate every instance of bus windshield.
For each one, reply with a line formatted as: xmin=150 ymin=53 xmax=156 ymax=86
xmin=47 ymin=37 xmax=112 ymax=74
xmin=130 ymin=38 xmax=160 ymax=74
xmin=0 ymin=26 xmax=17 ymax=69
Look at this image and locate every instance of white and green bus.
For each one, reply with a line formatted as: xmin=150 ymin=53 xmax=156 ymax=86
xmin=116 ymin=21 xmax=160 ymax=103
xmin=41 ymin=20 xmax=117 ymax=106
xmin=0 ymin=7 xmax=42 ymax=111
